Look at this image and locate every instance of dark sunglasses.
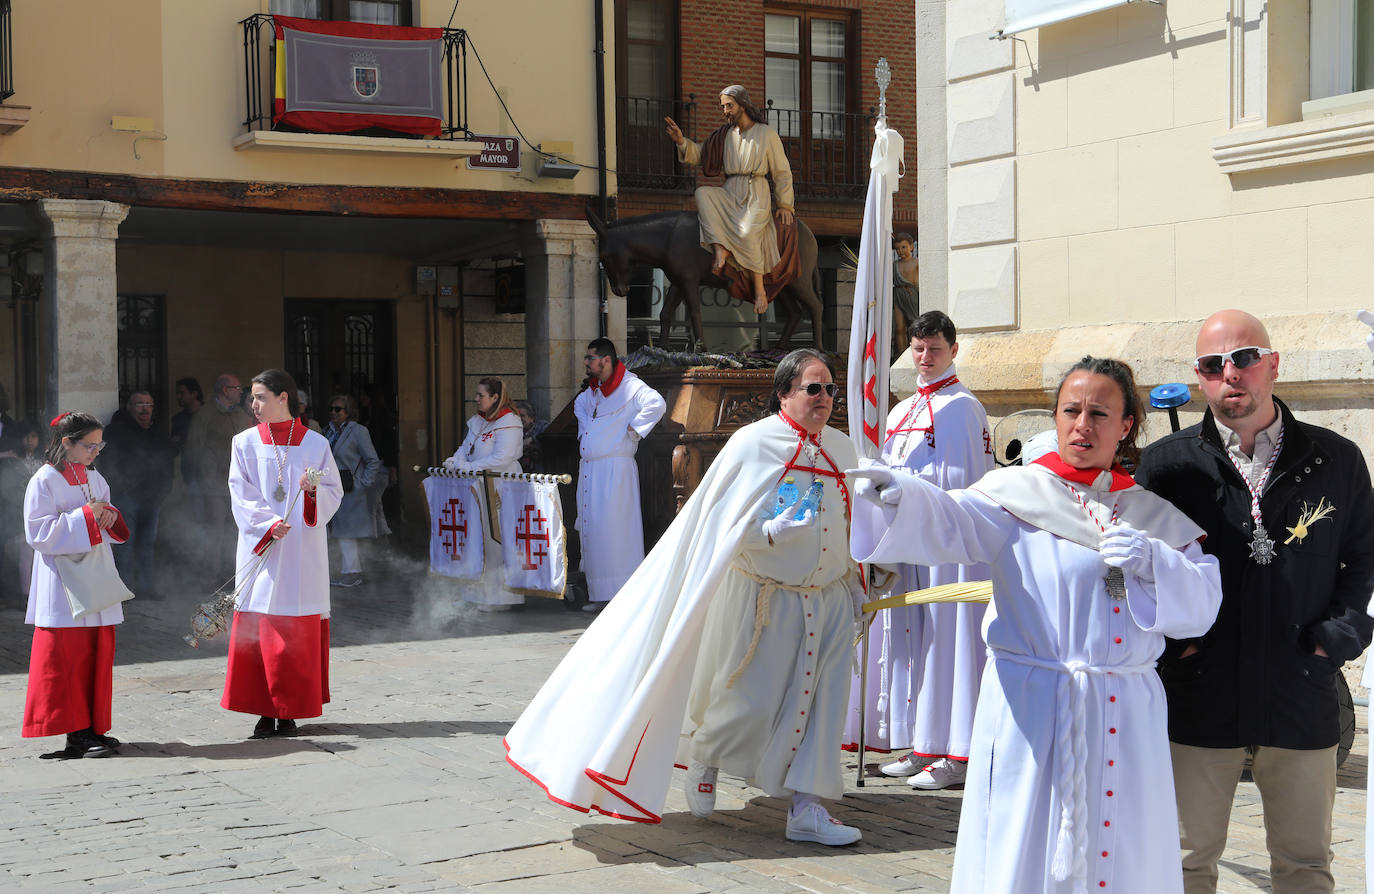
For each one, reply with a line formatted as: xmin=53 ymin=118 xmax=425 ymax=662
xmin=329 ymin=406 xmax=346 ymax=413
xmin=801 ymin=382 xmax=838 ymax=397
xmin=1194 ymin=346 xmax=1273 ymax=376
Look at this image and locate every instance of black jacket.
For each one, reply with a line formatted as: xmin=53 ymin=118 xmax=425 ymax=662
xmin=101 ymin=411 xmax=174 ymax=507
xmin=1134 ymin=398 xmax=1374 ymax=749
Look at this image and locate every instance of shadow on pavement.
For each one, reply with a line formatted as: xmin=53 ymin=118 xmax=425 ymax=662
xmin=293 ymin=719 xmax=511 ymax=739
xmin=567 ymin=791 xmax=960 ymax=866
xmin=97 ymin=738 xmax=358 ymax=760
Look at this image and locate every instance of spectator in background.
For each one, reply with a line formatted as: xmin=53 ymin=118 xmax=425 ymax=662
xmin=298 ymin=390 xmax=322 ymax=434
xmin=185 ymin=374 xmax=254 ymax=584
xmin=324 ymin=394 xmax=382 ymax=588
xmin=0 ymin=421 xmax=43 ymax=596
xmin=170 ymin=377 xmax=203 ymax=459
xmin=358 ymin=385 xmax=399 ymax=525
xmin=515 ymin=400 xmax=546 ymax=473
xmin=102 ymin=391 xmax=174 ymax=595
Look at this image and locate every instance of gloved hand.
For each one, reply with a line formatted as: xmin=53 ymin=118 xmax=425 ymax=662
xmin=1099 ymin=523 xmax=1155 ymax=583
xmin=848 ymin=464 xmax=903 ymax=507
xmin=1359 ymin=309 xmax=1374 ymax=353
xmin=442 ymin=456 xmax=459 ymax=471
xmin=761 ymin=500 xmax=815 ymax=547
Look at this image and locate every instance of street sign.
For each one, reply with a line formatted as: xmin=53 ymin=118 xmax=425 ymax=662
xmin=467 ymin=134 xmax=521 ymax=171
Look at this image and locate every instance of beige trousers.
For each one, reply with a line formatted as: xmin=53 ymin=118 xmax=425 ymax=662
xmin=1171 ymin=742 xmax=1336 ymax=894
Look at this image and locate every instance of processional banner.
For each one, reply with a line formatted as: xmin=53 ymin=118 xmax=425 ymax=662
xmin=423 ymin=475 xmax=483 ymax=580
xmin=495 ymin=479 xmax=567 ymax=598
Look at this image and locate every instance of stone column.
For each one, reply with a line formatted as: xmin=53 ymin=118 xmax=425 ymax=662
xmin=32 ymin=199 xmax=129 ymax=422
xmin=521 ymin=219 xmax=622 ymax=421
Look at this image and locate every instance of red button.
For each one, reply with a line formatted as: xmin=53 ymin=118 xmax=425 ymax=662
xmin=1102 ymin=851 xmax=1109 ymax=858
xmin=808 ymin=652 xmax=812 ymax=656
xmin=1106 ymin=790 xmax=1113 ymax=797
xmin=795 ymin=729 xmax=800 ymax=733
xmin=1104 ymin=820 xmax=1110 ymax=827
xmin=806 ymin=671 xmax=811 ymax=676
xmin=1100 ymin=883 xmax=1106 ymax=888
xmin=1108 ymin=760 xmax=1114 ymax=766
xmin=804 ymin=691 xmax=809 ymax=695
xmin=1113 ymin=606 xmax=1120 ymax=613
xmin=1109 ymin=696 xmax=1116 ymax=702
xmin=1114 ymin=637 xmax=1122 ymax=644
xmin=1109 ymin=728 xmax=1116 ymax=734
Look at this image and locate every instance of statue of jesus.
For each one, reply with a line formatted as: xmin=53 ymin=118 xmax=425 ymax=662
xmin=666 ymin=85 xmax=796 ymax=314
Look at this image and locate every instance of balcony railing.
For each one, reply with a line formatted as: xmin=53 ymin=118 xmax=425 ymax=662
xmin=767 ymin=103 xmax=874 ymax=202
xmin=0 ymin=0 xmax=13 ymax=102
xmin=239 ymin=13 xmax=470 ymax=138
xmin=616 ymin=95 xmax=696 ymax=192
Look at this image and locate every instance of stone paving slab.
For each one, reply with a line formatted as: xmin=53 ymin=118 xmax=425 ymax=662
xmin=0 ymin=557 xmax=1369 ymax=892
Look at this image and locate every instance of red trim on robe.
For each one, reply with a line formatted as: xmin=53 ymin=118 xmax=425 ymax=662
xmin=258 ymin=419 xmax=309 ymax=446
xmin=23 ymin=626 xmax=116 ymax=737
xmin=104 ymin=508 xmax=130 ymax=544
xmin=503 ymin=737 xmax=662 ymax=825
xmin=581 ymin=721 xmax=662 ymax=822
xmin=221 ymin=613 xmax=330 ymax=719
xmin=1032 ymin=453 xmax=1135 ymax=492
xmin=589 ymin=361 xmax=627 ymax=397
xmin=80 ymin=504 xmax=103 ymax=546
xmin=302 ymin=491 xmax=317 ymax=527
xmin=253 ymin=523 xmax=282 ymax=557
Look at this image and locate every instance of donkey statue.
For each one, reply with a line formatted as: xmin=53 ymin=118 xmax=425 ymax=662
xmin=587 ymin=209 xmax=825 ymax=351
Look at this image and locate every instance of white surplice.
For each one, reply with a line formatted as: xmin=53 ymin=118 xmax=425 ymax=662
xmin=445 ymin=410 xmax=524 ymax=606
xmin=229 ymin=425 xmax=342 ymax=617
xmin=573 ymin=367 xmax=666 ymax=603
xmin=506 ymin=414 xmax=861 ymax=821
xmin=852 ymin=459 xmax=1222 ymax=894
xmin=844 ymin=369 xmax=993 ymax=756
xmin=24 ymin=464 xmax=128 ymax=628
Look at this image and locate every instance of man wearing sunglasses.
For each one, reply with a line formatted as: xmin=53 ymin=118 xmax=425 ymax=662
xmin=849 ymin=310 xmax=993 ymax=792
xmin=1135 ymin=309 xmax=1374 ymax=894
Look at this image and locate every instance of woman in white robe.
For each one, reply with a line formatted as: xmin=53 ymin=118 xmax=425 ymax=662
xmin=222 ymin=370 xmax=342 ymax=740
xmin=852 ymin=357 xmax=1223 ymax=894
xmin=444 ymin=377 xmax=523 ymax=609
xmin=22 ymin=412 xmax=131 ymax=759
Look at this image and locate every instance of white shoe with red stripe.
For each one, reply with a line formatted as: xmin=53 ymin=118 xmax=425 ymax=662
xmin=879 ymin=752 xmax=923 ymax=777
xmin=908 ymin=757 xmax=968 ymax=790
xmin=785 ymin=802 xmax=862 ymax=845
xmin=684 ymin=760 xmax=717 ymax=817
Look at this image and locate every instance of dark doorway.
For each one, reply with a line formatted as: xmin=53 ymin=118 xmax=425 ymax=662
xmin=284 ymin=299 xmax=398 ymax=470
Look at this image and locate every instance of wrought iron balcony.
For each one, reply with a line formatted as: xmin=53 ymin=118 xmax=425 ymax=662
xmin=239 ymin=13 xmax=470 ymax=139
xmin=767 ymin=103 xmax=875 ymax=202
xmin=0 ymin=0 xmax=13 ymax=102
xmin=615 ymin=95 xmax=697 ymax=192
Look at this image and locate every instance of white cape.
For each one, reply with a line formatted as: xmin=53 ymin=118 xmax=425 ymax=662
xmin=505 ymin=415 xmax=851 ymax=822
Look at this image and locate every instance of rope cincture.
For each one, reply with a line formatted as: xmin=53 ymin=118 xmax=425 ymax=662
xmin=725 ymin=565 xmax=824 ymax=689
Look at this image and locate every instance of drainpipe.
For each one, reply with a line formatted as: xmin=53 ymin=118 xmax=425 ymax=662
xmin=594 ymin=0 xmax=609 ymax=338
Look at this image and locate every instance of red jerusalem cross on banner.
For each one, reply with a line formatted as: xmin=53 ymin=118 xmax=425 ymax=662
xmin=497 ymin=479 xmax=567 ymax=598
xmin=515 ymin=504 xmax=551 ymax=570
xmin=423 ymin=475 xmax=483 ymax=580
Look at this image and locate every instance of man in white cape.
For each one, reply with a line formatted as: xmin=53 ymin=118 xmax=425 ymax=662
xmin=846 ymin=310 xmax=994 ymax=790
xmin=507 ymin=349 xmax=865 ymax=844
xmin=573 ymin=337 xmax=666 ymax=611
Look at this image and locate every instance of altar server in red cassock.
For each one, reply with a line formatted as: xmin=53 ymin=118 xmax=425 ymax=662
xmin=22 ymin=411 xmax=131 ymax=759
xmin=222 ymin=369 xmax=342 ymax=740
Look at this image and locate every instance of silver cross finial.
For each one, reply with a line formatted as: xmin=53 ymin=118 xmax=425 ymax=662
xmin=875 ymin=57 xmax=891 ymax=122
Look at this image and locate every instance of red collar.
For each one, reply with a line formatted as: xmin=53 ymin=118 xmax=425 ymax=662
xmin=590 ymin=362 xmax=627 ymax=397
xmin=1032 ymin=452 xmax=1134 ymax=492
xmin=483 ymin=407 xmax=516 ymax=422
xmin=258 ymin=419 xmax=308 ymax=446
xmin=917 ymin=372 xmax=959 ymax=398
xmin=57 ymin=462 xmax=89 ymax=487
xmin=777 ymin=409 xmax=822 ymax=444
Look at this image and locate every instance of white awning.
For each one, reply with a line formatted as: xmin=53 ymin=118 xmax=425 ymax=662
xmin=999 ymin=0 xmax=1135 ymax=36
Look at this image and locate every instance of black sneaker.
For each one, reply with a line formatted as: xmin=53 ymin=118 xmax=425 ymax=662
xmin=250 ymin=717 xmax=276 ymax=739
xmin=65 ymin=728 xmax=113 ymax=759
xmin=275 ymin=719 xmax=298 ymax=737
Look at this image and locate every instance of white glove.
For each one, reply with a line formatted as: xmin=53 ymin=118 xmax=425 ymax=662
xmin=1099 ymin=523 xmax=1155 ymax=583
xmin=848 ymin=465 xmax=903 ymax=507
xmin=1359 ymin=310 xmax=1374 ymax=353
xmin=442 ymin=456 xmax=459 ymax=471
xmin=761 ymin=499 xmax=815 ymax=547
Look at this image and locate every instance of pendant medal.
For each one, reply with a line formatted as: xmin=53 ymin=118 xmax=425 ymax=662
xmin=1104 ymin=567 xmax=1127 ymax=600
xmin=274 ymin=485 xmax=286 ymax=502
xmin=1250 ymin=523 xmax=1276 ymax=565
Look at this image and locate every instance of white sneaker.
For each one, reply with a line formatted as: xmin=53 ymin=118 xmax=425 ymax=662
xmin=908 ymin=757 xmax=968 ymax=790
xmin=684 ymin=761 xmax=717 ymax=817
xmin=879 ymin=752 xmax=923 ymax=777
xmin=785 ymin=802 xmax=862 ymax=846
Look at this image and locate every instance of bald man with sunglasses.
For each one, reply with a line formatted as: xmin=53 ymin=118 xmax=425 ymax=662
xmin=1135 ymin=310 xmax=1374 ymax=894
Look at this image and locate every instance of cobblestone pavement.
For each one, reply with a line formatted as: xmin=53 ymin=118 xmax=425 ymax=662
xmin=0 ymin=552 xmax=1367 ymax=892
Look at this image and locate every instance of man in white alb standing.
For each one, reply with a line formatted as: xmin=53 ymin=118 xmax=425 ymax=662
xmin=846 ymin=310 xmax=994 ymax=790
xmin=574 ymin=338 xmax=666 ymax=612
